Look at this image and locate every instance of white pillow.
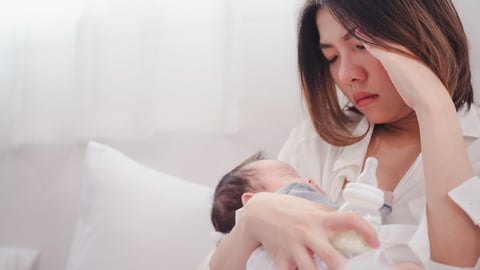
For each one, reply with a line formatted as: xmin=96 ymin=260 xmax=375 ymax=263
xmin=0 ymin=247 xmax=39 ymax=270
xmin=66 ymin=141 xmax=216 ymax=270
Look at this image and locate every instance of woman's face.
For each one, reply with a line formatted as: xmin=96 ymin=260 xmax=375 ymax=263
xmin=316 ymin=7 xmax=414 ymax=124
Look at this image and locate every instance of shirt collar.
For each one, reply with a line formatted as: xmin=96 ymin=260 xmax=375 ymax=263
xmin=329 ymin=103 xmax=480 ymax=201
xmin=333 ymin=117 xmax=373 ymax=174
xmin=333 ymin=102 xmax=480 ymax=173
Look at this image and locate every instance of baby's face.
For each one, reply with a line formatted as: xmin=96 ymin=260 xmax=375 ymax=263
xmin=246 ymin=160 xmax=316 ymax=192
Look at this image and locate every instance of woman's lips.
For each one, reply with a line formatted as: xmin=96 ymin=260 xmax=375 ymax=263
xmin=353 ymin=92 xmax=379 ymax=107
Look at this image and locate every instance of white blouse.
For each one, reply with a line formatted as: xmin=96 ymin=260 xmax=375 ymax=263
xmin=277 ymin=103 xmax=480 ymax=269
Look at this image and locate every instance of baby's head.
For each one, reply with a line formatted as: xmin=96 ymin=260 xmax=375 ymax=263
xmin=211 ymin=151 xmax=315 ymax=233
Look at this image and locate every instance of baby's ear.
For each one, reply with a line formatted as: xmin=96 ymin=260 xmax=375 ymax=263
xmin=241 ymin=192 xmax=255 ymax=206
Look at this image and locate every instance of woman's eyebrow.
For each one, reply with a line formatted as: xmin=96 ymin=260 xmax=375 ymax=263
xmin=319 ymin=32 xmax=352 ymax=49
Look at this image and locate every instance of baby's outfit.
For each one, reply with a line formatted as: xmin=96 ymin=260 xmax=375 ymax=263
xmin=276 ymin=182 xmax=339 ymax=208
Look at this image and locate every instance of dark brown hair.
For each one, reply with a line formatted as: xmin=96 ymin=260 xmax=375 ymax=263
xmin=210 ymin=151 xmax=265 ymax=234
xmin=298 ymin=0 xmax=473 ymax=146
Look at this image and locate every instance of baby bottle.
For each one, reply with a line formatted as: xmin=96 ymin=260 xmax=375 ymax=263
xmin=330 ymin=157 xmax=384 ymax=258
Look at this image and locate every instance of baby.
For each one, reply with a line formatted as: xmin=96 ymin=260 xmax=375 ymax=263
xmin=209 ymin=152 xmax=414 ymax=270
xmin=210 ymin=151 xmax=337 ymax=234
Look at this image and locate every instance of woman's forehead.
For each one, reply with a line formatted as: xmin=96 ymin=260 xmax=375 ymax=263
xmin=316 ymin=7 xmax=348 ymax=44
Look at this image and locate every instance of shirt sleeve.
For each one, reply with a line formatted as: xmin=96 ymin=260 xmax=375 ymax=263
xmin=277 ymin=119 xmax=313 ymax=161
xmin=448 ymin=176 xmax=480 ymax=226
xmin=277 ymin=126 xmax=299 ymax=163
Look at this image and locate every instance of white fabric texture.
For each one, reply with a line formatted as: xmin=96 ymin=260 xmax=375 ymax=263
xmin=248 ymin=247 xmax=336 ymax=270
xmin=277 ymin=103 xmax=480 ymax=270
xmin=65 ymin=141 xmax=216 ymax=270
xmin=448 ymin=176 xmax=480 ymax=226
xmin=247 ymin=246 xmax=393 ymax=270
xmin=0 ymin=247 xmax=39 ymax=270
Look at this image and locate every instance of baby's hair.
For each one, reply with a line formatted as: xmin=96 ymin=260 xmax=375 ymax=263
xmin=211 ymin=151 xmax=266 ymax=233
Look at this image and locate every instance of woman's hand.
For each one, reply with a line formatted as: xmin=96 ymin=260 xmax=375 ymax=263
xmin=361 ymin=39 xmax=451 ymax=112
xmin=240 ymin=192 xmax=379 ymax=270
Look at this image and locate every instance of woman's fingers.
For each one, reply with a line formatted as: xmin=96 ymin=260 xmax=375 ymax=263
xmin=323 ymin=211 xmax=380 ymax=248
xmin=242 ymin=194 xmax=382 ymax=270
xmin=275 ymin=258 xmax=294 ymax=270
xmin=292 ymin=246 xmax=319 ymax=270
xmin=363 ymin=42 xmax=412 ymax=62
xmin=307 ymin=239 xmax=346 ymax=270
xmin=355 ymin=29 xmax=414 ymax=60
xmin=302 ymin=211 xmax=379 ymax=270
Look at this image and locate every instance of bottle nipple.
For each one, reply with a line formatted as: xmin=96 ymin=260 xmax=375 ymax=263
xmin=357 ymin=157 xmax=378 ymax=187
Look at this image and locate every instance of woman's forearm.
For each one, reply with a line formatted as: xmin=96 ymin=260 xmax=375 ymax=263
xmin=416 ymin=95 xmax=480 ymax=266
xmin=210 ymin=218 xmax=260 ymax=270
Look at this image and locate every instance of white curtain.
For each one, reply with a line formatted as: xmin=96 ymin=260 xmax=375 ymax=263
xmin=0 ymin=0 xmax=478 ymax=149
xmin=0 ymin=0 xmax=306 ymax=149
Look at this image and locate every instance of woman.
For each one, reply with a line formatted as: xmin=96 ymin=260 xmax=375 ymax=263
xmin=209 ymin=0 xmax=480 ymax=269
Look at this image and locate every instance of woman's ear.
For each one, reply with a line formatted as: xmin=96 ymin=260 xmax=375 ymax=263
xmin=241 ymin=192 xmax=255 ymax=206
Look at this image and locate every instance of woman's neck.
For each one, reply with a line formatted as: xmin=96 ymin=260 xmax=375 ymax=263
xmin=373 ymin=111 xmax=420 ymax=144
xmin=366 ymin=112 xmax=422 ymax=191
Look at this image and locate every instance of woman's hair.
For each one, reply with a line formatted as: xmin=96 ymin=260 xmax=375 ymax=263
xmin=210 ymin=151 xmax=265 ymax=234
xmin=298 ymin=0 xmax=473 ymax=146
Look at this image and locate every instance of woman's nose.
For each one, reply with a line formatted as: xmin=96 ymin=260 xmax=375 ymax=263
xmin=336 ymin=55 xmax=366 ymax=85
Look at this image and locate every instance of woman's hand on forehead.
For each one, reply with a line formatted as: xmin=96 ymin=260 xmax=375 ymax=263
xmin=360 ymin=39 xmax=449 ymax=111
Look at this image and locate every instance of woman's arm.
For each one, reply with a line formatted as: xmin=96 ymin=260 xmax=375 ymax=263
xmin=416 ymin=93 xmax=479 ymax=266
xmin=209 ymin=217 xmax=260 ymax=270
xmin=365 ymin=44 xmax=480 ymax=266
xmin=209 ymin=192 xmax=379 ymax=270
